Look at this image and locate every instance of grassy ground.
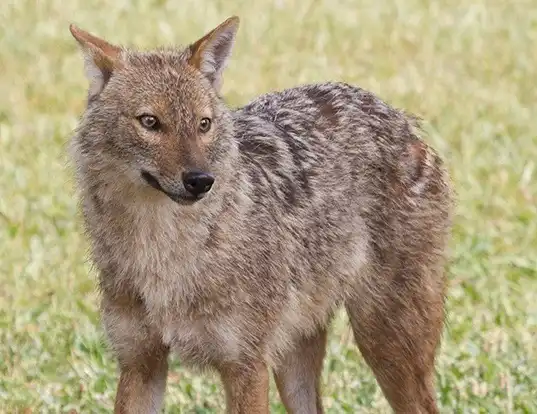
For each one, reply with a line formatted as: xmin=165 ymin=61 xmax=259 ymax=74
xmin=1 ymin=0 xmax=536 ymax=412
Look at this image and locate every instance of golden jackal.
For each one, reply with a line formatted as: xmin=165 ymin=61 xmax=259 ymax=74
xmin=69 ymin=16 xmax=453 ymax=414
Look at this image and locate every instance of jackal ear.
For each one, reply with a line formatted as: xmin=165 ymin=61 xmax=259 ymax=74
xmin=187 ymin=16 xmax=240 ymax=92
xmin=69 ymin=24 xmax=122 ymax=100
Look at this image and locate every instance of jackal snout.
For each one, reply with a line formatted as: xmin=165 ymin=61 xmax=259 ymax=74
xmin=182 ymin=170 xmax=215 ymax=196
xmin=141 ymin=167 xmax=215 ymax=204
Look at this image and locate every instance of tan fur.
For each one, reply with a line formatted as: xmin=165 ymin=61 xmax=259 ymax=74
xmin=69 ymin=16 xmax=453 ymax=414
xmin=220 ymin=361 xmax=270 ymax=414
xmin=274 ymin=328 xmax=327 ymax=414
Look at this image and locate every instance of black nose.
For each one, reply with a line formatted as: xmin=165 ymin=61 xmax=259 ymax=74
xmin=182 ymin=170 xmax=215 ymax=197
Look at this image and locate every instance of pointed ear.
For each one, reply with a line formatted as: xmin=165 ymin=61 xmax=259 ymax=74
xmin=69 ymin=24 xmax=122 ymax=99
xmin=187 ymin=16 xmax=240 ymax=91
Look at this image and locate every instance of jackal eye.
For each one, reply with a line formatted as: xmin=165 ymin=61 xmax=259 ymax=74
xmin=137 ymin=114 xmax=160 ymax=131
xmin=199 ymin=117 xmax=212 ymax=133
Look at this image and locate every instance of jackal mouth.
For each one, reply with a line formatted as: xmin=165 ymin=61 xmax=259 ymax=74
xmin=141 ymin=170 xmax=199 ymax=205
xmin=141 ymin=170 xmax=163 ymax=192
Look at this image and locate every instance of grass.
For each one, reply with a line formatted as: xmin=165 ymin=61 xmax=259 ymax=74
xmin=1 ymin=0 xmax=536 ymax=412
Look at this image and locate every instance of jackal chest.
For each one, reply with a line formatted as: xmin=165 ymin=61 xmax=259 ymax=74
xmin=156 ymin=313 xmax=245 ymax=366
xmin=92 ymin=203 xmax=203 ymax=286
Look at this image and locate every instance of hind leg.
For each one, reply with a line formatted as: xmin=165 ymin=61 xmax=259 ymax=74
xmin=346 ymin=269 xmax=445 ymax=414
xmin=273 ymin=328 xmax=327 ymax=414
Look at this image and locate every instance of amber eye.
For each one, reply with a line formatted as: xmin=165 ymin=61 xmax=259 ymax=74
xmin=137 ymin=114 xmax=160 ymax=131
xmin=199 ymin=117 xmax=212 ymax=133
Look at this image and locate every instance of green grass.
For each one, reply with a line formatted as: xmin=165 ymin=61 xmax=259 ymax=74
xmin=1 ymin=0 xmax=536 ymax=412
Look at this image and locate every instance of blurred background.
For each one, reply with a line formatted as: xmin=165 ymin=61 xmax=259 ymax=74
xmin=0 ymin=0 xmax=535 ymax=412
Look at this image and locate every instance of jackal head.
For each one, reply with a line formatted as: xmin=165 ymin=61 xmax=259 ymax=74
xmin=70 ymin=17 xmax=240 ymax=205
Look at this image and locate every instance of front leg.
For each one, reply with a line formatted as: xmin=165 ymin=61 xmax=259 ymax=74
xmin=101 ymin=294 xmax=169 ymax=414
xmin=219 ymin=360 xmax=270 ymax=414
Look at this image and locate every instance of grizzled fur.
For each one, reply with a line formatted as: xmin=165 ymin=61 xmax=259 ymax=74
xmin=69 ymin=16 xmax=453 ymax=414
